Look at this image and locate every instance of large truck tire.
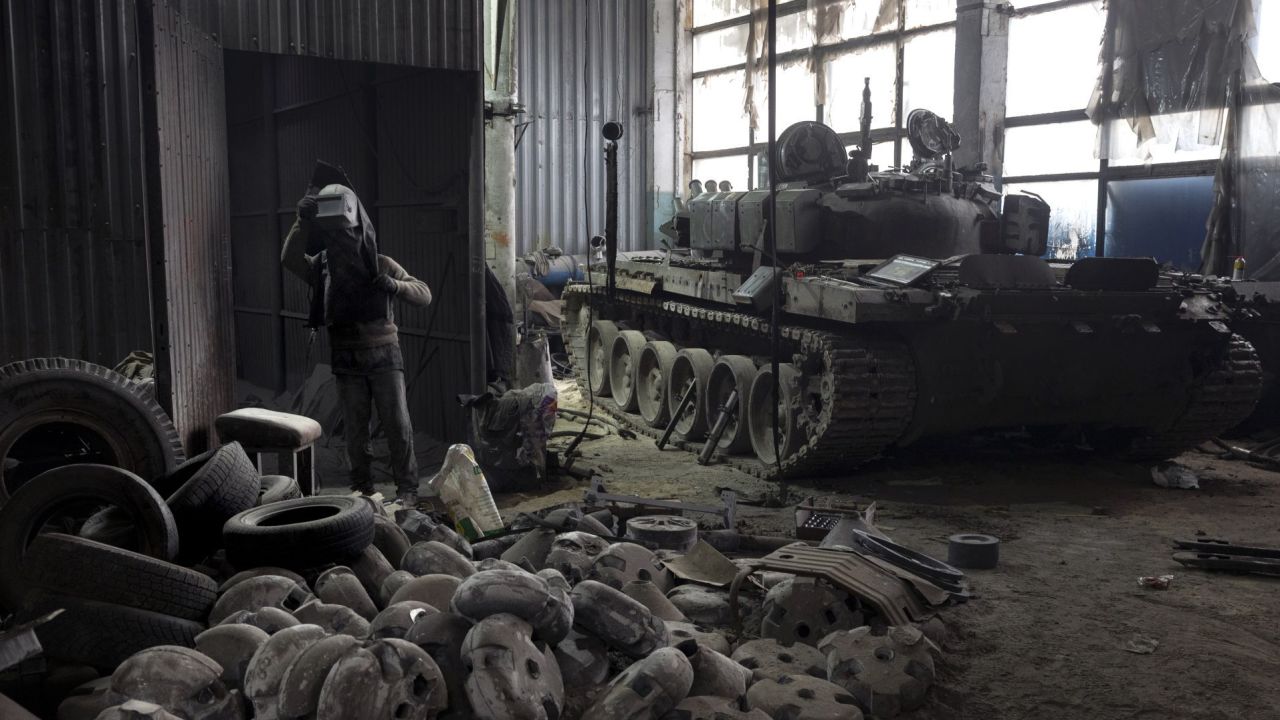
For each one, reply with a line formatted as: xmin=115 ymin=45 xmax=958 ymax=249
xmin=222 ymin=496 xmax=374 ymax=570
xmin=0 ymin=358 xmax=185 ymax=501
xmin=24 ymin=593 xmax=203 ymax=671
xmin=258 ymin=475 xmax=303 ymax=506
xmin=20 ymin=533 xmax=216 ymax=621
xmin=0 ymin=464 xmax=179 ymax=612
xmin=163 ymin=442 xmax=261 ymax=560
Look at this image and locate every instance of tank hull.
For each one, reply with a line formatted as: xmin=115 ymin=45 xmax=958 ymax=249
xmin=565 ymin=264 xmax=1263 ymax=478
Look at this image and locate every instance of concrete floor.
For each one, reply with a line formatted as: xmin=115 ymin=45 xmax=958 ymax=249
xmin=488 ymin=386 xmax=1280 ymax=720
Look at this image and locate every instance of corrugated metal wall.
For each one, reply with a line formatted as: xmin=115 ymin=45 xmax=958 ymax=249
xmin=0 ymin=0 xmax=154 ymax=366
xmin=515 ymin=0 xmax=652 ymax=256
xmin=172 ymin=0 xmax=479 ymax=72
xmin=225 ymin=54 xmax=473 ymax=442
xmin=142 ymin=1 xmax=235 ymax=452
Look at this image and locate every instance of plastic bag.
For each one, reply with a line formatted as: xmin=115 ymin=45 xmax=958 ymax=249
xmin=428 ymin=444 xmax=504 ymax=540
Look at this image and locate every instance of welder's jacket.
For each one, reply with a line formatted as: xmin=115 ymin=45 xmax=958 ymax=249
xmin=281 ymin=217 xmax=432 ymax=370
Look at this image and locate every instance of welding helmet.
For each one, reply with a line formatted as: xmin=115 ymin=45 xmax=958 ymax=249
xmin=314 ymin=183 xmax=360 ymax=230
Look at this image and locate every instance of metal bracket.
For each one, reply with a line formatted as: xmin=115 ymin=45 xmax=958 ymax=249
xmin=583 ymin=477 xmax=737 ymax=530
xmin=484 ymin=99 xmax=527 ymax=119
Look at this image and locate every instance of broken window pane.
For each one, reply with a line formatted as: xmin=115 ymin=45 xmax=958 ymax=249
xmin=903 ymin=29 xmax=955 ymax=119
xmin=846 ymin=141 xmax=897 ymax=170
xmin=824 ymin=43 xmax=898 ymax=135
xmin=1004 ymin=180 xmax=1098 ymax=259
xmin=694 ymin=0 xmax=752 ymax=27
xmin=775 ymin=11 xmax=815 ymax=53
xmin=838 ymin=0 xmax=899 ymax=37
xmin=693 ymin=71 xmax=750 ymax=152
xmin=694 ymin=24 xmax=749 ymax=72
xmin=752 ymin=58 xmax=817 ymax=134
xmin=1256 ymin=0 xmax=1280 ymax=82
xmin=694 ymin=155 xmax=751 ymax=192
xmin=1104 ymin=113 xmax=1224 ymax=166
xmin=905 ymin=0 xmax=955 ymax=29
xmin=1106 ymin=176 xmax=1214 ymax=269
xmin=1003 ymin=121 xmax=1099 ymax=177
xmin=1006 ymin=2 xmax=1105 ymax=116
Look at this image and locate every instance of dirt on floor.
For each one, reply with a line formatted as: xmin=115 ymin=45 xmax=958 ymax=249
xmin=493 ymin=381 xmax=1280 ymax=720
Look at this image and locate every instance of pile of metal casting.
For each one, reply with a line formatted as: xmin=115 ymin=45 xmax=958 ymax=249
xmin=0 ymin=448 xmax=953 ymax=719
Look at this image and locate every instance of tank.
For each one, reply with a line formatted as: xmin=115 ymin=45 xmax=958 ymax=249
xmin=563 ymin=96 xmax=1263 ymax=478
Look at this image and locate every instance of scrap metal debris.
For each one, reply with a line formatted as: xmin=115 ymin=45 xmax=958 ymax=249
xmin=1171 ymin=537 xmax=1280 ymax=576
xmin=1120 ymin=634 xmax=1160 ymax=655
xmin=1151 ymin=462 xmax=1200 ymax=489
xmin=1138 ymin=575 xmax=1174 ymax=590
xmin=0 ymin=448 xmax=974 ymax=719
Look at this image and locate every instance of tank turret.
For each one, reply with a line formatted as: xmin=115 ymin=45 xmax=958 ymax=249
xmin=677 ymin=92 xmax=1049 ymax=261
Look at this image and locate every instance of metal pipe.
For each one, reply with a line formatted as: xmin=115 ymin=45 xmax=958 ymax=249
xmin=698 ymin=390 xmax=738 ymax=465
xmin=657 ymin=382 xmax=696 ymax=450
xmin=470 ymin=64 xmax=488 ymax=394
xmin=604 ymin=122 xmax=622 ymax=298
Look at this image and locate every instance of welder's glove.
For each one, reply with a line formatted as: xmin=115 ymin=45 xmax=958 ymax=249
xmin=373 ymin=273 xmax=399 ymax=296
xmin=296 ymin=194 xmax=319 ymax=222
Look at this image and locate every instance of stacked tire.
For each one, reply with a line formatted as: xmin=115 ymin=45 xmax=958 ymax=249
xmin=0 ymin=441 xmax=282 ymax=669
xmin=0 ymin=465 xmax=216 ymax=669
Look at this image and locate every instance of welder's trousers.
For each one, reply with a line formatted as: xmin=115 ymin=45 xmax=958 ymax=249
xmin=335 ymin=369 xmax=418 ymax=496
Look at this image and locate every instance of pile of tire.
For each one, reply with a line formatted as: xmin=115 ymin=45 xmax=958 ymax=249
xmin=0 ymin=442 xmax=314 ymax=673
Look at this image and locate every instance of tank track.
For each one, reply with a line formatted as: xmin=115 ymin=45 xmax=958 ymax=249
xmin=1125 ymin=334 xmax=1263 ymax=460
xmin=563 ymin=284 xmax=918 ymax=479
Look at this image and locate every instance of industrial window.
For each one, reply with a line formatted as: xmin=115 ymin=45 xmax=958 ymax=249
xmin=690 ymin=0 xmax=957 ymax=190
xmin=1000 ymin=0 xmax=1260 ymax=270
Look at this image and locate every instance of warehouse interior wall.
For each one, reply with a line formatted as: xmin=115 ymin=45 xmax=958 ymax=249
xmin=514 ymin=0 xmax=653 ymax=258
xmin=0 ymin=0 xmax=154 ymax=369
xmin=223 ymin=52 xmax=475 ymax=443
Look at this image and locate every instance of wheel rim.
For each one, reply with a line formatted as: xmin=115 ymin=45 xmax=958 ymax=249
xmin=749 ymin=364 xmax=800 ymax=466
xmin=636 ymin=342 xmax=676 ymax=427
xmin=707 ymin=356 xmax=756 ymax=454
xmin=0 ymin=411 xmax=126 ymax=498
xmin=670 ymin=361 xmax=698 ymax=435
xmin=610 ymin=332 xmax=645 ymax=412
xmin=587 ymin=326 xmax=612 ymax=397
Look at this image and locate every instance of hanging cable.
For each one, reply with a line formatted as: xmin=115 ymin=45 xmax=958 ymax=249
xmin=564 ymin=0 xmax=598 ymax=464
xmin=767 ymin=0 xmax=786 ymax=494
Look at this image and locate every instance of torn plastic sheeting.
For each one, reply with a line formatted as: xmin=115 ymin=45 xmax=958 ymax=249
xmin=1095 ymin=0 xmax=1280 ymax=281
xmin=742 ymin=0 xmax=898 ymax=130
xmin=664 ymin=541 xmax=743 ymax=588
xmin=1092 ymin=0 xmax=1256 ymax=149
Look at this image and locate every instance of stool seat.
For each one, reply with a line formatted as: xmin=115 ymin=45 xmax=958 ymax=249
xmin=216 ymin=408 xmax=322 ymax=448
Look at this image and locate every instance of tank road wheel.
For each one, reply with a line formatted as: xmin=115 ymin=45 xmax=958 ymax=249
xmin=706 ymin=356 xmax=758 ymax=455
xmin=748 ymin=363 xmax=804 ymax=466
xmin=586 ymin=321 xmax=619 ymax=398
xmin=635 ymin=342 xmax=679 ymax=428
xmin=610 ymin=331 xmax=648 ymax=413
xmin=668 ymin=349 xmax=715 ymax=442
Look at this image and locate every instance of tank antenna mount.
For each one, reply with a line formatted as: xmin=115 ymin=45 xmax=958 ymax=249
xmin=858 ymin=77 xmax=873 ymax=158
xmin=602 ymin=122 xmax=622 ymax=299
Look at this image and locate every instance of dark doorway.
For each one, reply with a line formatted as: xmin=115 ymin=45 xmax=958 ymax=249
xmin=223 ymin=51 xmax=474 ymax=445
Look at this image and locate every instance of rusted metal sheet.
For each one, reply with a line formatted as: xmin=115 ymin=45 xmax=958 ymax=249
xmin=0 ymin=0 xmax=153 ymax=367
xmin=141 ymin=1 xmax=235 ymax=453
xmin=514 ymin=0 xmax=652 ymax=257
xmin=173 ymin=0 xmax=481 ymax=72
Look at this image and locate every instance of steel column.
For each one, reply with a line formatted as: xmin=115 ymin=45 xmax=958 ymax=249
xmin=952 ymin=0 xmax=1009 ymax=177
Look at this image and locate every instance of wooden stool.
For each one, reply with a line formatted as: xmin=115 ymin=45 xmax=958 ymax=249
xmin=215 ymin=408 xmax=323 ymax=496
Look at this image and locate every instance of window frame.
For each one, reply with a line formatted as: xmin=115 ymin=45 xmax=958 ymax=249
xmin=690 ymin=0 xmax=1280 ymax=267
xmin=690 ymin=0 xmax=957 ymax=188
